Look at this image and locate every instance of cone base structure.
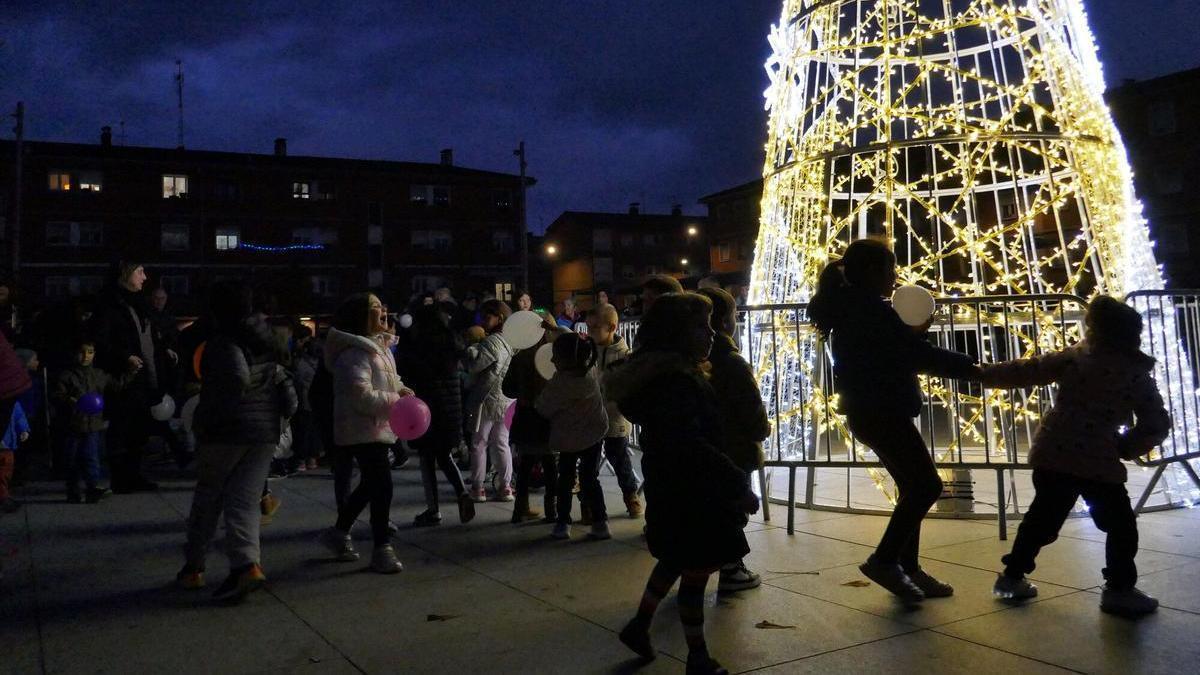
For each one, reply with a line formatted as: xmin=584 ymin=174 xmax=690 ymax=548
xmin=747 ymin=0 xmax=1198 ymax=506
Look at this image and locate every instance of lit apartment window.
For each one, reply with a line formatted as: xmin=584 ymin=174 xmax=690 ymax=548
xmin=160 ymin=274 xmax=190 ymax=297
xmin=215 ymin=227 xmax=240 ymax=251
xmin=292 ymin=181 xmax=311 ymax=199
xmin=494 ymin=282 xmax=513 ymax=302
xmin=45 ymin=221 xmax=103 ymax=247
xmin=78 ymin=171 xmax=103 ymax=192
xmin=491 ymin=231 xmax=514 ymax=253
xmin=161 ymin=223 xmax=190 ymax=251
xmin=310 ymin=275 xmax=339 ymax=298
xmin=412 ymin=229 xmax=452 ymax=251
xmin=48 ymin=172 xmax=72 ymax=191
xmin=163 ymin=174 xmax=189 ymax=198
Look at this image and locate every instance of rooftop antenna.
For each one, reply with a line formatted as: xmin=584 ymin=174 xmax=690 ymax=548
xmin=175 ymin=59 xmax=184 ymax=150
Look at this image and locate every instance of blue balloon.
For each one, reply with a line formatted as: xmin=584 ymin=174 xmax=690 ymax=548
xmin=77 ymin=393 xmax=104 ymax=415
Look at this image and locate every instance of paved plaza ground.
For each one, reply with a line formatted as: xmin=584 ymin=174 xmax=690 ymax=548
xmin=3 ymin=459 xmax=1200 ymax=674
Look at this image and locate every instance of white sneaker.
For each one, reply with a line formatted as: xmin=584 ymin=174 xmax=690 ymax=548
xmin=587 ymin=521 xmax=612 ymax=540
xmin=1100 ymin=586 xmax=1158 ymax=616
xmin=992 ymin=574 xmax=1038 ymax=600
xmin=370 ymin=544 xmax=404 ymax=574
xmin=551 ymin=522 xmax=571 ymax=540
xmin=718 ymin=562 xmax=762 ymax=592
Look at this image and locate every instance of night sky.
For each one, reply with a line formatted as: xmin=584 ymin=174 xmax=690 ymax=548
xmin=1 ymin=1 xmax=1196 ymax=231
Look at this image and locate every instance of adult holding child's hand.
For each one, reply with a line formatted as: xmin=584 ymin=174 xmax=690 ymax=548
xmin=808 ymin=239 xmax=979 ymax=605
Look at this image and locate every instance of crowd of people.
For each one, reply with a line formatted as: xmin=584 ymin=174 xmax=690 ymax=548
xmin=0 ymin=244 xmax=1173 ymax=673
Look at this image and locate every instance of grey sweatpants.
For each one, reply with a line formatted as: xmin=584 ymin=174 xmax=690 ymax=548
xmin=184 ymin=442 xmax=276 ymax=570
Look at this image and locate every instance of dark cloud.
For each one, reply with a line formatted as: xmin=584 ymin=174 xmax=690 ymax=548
xmin=0 ymin=1 xmax=1193 ymax=230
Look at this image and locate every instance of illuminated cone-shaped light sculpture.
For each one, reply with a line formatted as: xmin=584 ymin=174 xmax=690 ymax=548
xmin=749 ymin=0 xmax=1193 ymax=502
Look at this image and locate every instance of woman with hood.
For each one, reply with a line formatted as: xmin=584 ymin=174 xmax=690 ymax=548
xmin=608 ymin=292 xmax=758 ymax=675
xmin=88 ymin=261 xmax=177 ymax=493
xmin=320 ymin=293 xmax=413 ymax=574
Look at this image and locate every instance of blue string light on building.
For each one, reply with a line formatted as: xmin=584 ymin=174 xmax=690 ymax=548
xmin=238 ymin=242 xmax=326 ymax=252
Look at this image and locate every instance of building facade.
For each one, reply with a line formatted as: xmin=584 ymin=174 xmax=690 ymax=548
xmin=544 ymin=205 xmax=707 ymax=310
xmin=0 ymin=135 xmax=533 ymax=315
xmin=699 ymin=179 xmax=762 ymax=292
xmin=1107 ymin=67 xmax=1200 ymax=288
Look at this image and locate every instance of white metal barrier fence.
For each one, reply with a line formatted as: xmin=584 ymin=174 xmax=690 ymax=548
xmin=619 ymin=293 xmax=1199 ymax=539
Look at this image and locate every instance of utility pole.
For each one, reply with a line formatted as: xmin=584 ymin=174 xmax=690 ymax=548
xmin=10 ymin=101 xmax=23 ymax=283
xmin=175 ymin=60 xmax=185 ymax=150
xmin=514 ymin=141 xmax=529 ymax=293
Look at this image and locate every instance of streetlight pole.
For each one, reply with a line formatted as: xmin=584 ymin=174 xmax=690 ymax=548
xmin=514 ymin=141 xmax=529 ymax=293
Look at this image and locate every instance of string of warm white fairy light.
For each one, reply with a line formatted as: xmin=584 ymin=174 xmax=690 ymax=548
xmin=748 ymin=0 xmax=1198 ymax=506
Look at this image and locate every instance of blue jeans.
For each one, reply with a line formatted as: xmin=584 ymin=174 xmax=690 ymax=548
xmin=65 ymin=430 xmax=103 ymax=493
xmin=602 ymin=435 xmax=640 ymax=495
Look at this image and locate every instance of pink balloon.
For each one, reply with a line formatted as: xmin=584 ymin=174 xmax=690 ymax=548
xmin=503 ymin=400 xmax=517 ymax=430
xmin=389 ymin=396 xmax=431 ymax=441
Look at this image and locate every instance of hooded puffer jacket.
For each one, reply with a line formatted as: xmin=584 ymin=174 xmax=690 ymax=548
xmin=325 ymin=328 xmax=404 ymax=446
xmin=195 ymin=320 xmax=298 ymax=446
xmin=982 ymin=342 xmax=1171 ymax=483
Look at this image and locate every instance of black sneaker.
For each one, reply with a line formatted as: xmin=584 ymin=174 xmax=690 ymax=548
xmin=858 ymin=560 xmax=925 ymax=603
xmin=413 ymin=510 xmax=442 ymax=527
xmin=457 ymin=493 xmax=476 ymax=524
xmin=618 ymin=619 xmax=655 ymax=660
xmin=85 ymin=488 xmax=111 ymax=504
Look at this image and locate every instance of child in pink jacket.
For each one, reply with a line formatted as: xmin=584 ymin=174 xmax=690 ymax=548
xmin=982 ymin=296 xmax=1170 ymax=616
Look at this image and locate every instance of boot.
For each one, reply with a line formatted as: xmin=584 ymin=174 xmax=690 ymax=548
xmin=511 ymin=493 xmax=541 ymax=523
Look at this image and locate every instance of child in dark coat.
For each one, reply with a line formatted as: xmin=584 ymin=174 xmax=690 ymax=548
xmin=502 ymin=319 xmax=566 ymax=523
xmin=51 ymin=339 xmax=138 ymax=503
xmin=609 ymin=292 xmax=757 ymax=675
xmin=698 ymin=287 xmax=771 ymax=593
xmin=982 ymin=296 xmax=1170 ymax=616
xmin=808 ymin=238 xmax=978 ymax=603
xmin=398 ymin=304 xmax=474 ymax=526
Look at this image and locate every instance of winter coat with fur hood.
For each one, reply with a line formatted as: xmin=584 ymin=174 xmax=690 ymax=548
xmin=325 ymin=328 xmax=405 ymax=446
xmin=981 ymin=342 xmax=1170 ymax=483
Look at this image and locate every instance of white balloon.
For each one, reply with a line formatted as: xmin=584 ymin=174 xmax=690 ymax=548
xmin=181 ymin=395 xmax=200 ymax=431
xmin=150 ymin=394 xmax=176 ymax=421
xmin=398 ymin=314 xmax=413 ymax=329
xmin=892 ymin=285 xmax=937 ymax=326
xmin=534 ymin=343 xmax=557 ymax=380
xmin=503 ymin=310 xmax=544 ymax=350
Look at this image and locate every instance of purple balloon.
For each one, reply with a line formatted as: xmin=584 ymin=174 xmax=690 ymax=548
xmin=77 ymin=393 xmax=104 ymax=415
xmin=388 ymin=396 xmax=431 ymax=441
